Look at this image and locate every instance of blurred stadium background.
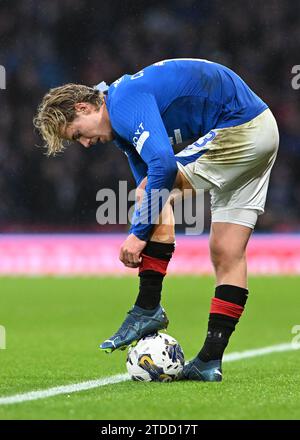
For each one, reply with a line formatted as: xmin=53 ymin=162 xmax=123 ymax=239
xmin=0 ymin=0 xmax=300 ymax=275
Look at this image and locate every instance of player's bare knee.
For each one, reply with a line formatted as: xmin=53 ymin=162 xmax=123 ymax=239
xmin=150 ymin=224 xmax=175 ymax=243
xmin=210 ymin=241 xmax=246 ymax=271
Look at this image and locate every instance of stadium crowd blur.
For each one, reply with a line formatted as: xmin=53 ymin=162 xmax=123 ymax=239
xmin=1 ymin=0 xmax=299 ymax=232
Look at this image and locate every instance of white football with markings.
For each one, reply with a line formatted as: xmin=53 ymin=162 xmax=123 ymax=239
xmin=126 ymin=332 xmax=184 ymax=382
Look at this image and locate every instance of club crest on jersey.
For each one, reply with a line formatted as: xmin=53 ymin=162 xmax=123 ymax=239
xmin=132 ymin=122 xmax=149 ymax=154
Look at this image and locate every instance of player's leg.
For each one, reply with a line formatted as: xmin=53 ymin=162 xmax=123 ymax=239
xmin=99 ymin=175 xmax=185 ymax=352
xmin=134 ymin=172 xmax=193 ymax=312
xmin=134 ymin=195 xmax=176 ymax=312
xmin=184 ymin=222 xmax=252 ymax=379
xmin=182 ymin=217 xmax=256 ymax=381
xmin=182 ymin=109 xmax=279 ymax=380
xmin=209 ymin=222 xmax=252 ymax=288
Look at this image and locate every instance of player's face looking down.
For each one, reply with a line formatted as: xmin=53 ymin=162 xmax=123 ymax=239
xmin=63 ymin=101 xmax=114 ymax=148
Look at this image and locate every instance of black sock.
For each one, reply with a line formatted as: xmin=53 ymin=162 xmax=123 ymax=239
xmin=135 ymin=272 xmax=163 ymax=310
xmin=135 ymin=241 xmax=175 ymax=310
xmin=198 ymin=285 xmax=248 ymax=362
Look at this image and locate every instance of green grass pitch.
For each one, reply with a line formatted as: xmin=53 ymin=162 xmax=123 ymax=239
xmin=0 ymin=276 xmax=300 ymax=420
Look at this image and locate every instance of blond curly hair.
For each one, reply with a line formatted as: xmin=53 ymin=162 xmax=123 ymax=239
xmin=33 ymin=84 xmax=104 ymax=156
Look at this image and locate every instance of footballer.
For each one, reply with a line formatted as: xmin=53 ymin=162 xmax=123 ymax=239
xmin=34 ymin=58 xmax=279 ymax=381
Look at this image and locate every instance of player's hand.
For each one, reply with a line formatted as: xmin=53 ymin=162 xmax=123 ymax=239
xmin=119 ymin=234 xmax=147 ymax=268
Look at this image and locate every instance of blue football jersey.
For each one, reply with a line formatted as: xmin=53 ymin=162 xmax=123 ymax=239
xmin=104 ymin=58 xmax=268 ymax=240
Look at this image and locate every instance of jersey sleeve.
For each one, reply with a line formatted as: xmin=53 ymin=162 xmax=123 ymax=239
xmin=110 ymin=90 xmax=178 ymax=241
xmin=114 ymin=138 xmax=148 ymax=187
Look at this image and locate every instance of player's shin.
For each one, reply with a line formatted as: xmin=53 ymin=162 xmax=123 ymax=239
xmin=197 ymin=284 xmax=249 ymax=362
xmin=135 ymin=241 xmax=175 ymax=310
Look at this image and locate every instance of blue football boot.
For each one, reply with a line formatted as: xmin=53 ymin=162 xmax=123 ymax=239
xmin=181 ymin=357 xmax=222 ymax=381
xmin=99 ymin=304 xmax=169 ymax=353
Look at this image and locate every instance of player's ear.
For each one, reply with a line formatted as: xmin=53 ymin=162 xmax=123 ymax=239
xmin=74 ymin=102 xmax=91 ymax=114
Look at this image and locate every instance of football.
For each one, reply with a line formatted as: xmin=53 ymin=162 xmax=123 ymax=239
xmin=126 ymin=332 xmax=184 ymax=382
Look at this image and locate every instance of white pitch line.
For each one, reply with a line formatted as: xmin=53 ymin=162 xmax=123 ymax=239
xmin=0 ymin=342 xmax=299 ymax=406
xmin=223 ymin=342 xmax=300 ymax=362
xmin=0 ymin=374 xmax=130 ymax=406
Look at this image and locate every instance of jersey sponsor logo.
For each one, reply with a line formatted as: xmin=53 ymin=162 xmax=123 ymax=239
xmin=132 ymin=122 xmax=145 ymax=146
xmin=132 ymin=122 xmax=149 ymax=153
xmin=136 ymin=131 xmax=149 ymax=154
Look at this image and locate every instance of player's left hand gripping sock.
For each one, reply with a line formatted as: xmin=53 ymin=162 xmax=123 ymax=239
xmin=183 ymin=285 xmax=248 ymax=381
xmin=99 ymin=241 xmax=175 ymax=353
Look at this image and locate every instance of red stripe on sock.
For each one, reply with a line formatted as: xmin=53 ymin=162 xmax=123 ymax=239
xmin=210 ymin=297 xmax=244 ymax=319
xmin=139 ymin=254 xmax=169 ymax=276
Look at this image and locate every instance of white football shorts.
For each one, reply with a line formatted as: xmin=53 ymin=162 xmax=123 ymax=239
xmin=176 ymin=108 xmax=279 ymax=229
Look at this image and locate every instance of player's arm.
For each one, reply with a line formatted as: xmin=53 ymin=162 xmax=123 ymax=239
xmin=114 ymin=138 xmax=148 ymax=186
xmin=111 ymin=91 xmax=178 ymax=242
xmin=114 ymin=138 xmax=151 ymax=238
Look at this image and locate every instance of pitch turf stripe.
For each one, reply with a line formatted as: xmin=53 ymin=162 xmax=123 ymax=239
xmin=0 ymin=342 xmax=299 ymax=406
